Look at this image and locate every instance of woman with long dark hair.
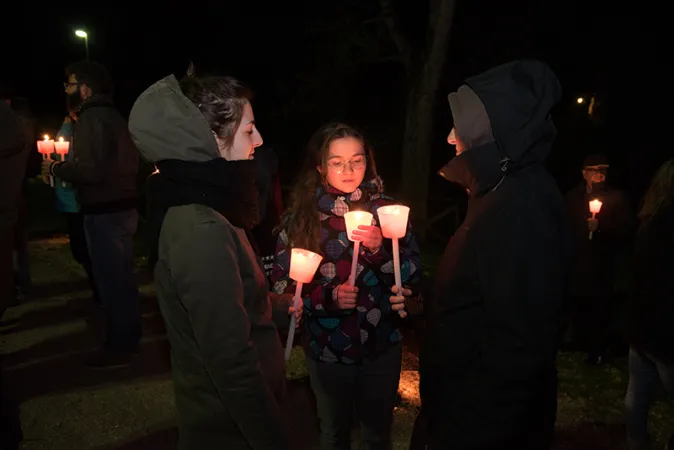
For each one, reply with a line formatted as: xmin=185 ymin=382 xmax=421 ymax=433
xmin=129 ymin=73 xmax=290 ymax=450
xmin=270 ymin=122 xmax=421 ymax=449
xmin=625 ymin=159 xmax=674 ymax=450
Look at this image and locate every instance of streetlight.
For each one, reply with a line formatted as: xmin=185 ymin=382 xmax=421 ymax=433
xmin=75 ymin=30 xmax=89 ymax=60
xmin=576 ymin=97 xmax=584 ymax=104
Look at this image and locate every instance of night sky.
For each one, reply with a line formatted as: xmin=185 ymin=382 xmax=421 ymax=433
xmin=2 ymin=2 xmax=668 ymax=199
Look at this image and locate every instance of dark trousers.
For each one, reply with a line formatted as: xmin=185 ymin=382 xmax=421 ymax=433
xmin=571 ymin=294 xmax=613 ymax=357
xmin=64 ymin=212 xmax=99 ymax=303
xmin=307 ymin=343 xmax=402 ymax=450
xmin=12 ymin=195 xmax=30 ymax=296
xmin=84 ymin=209 xmax=141 ymax=352
xmin=412 ymin=368 xmax=557 ymax=450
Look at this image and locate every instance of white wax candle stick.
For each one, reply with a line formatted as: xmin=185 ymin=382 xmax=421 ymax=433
xmin=349 ymin=241 xmax=360 ymax=286
xmin=589 ymin=212 xmax=596 ymax=240
xmin=392 ymin=238 xmax=405 ymax=317
xmin=284 ymin=281 xmax=303 ymax=361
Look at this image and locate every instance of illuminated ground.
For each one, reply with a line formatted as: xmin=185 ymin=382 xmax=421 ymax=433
xmin=1 ymin=235 xmax=671 ymax=449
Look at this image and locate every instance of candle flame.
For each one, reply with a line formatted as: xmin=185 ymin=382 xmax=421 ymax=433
xmin=58 ymin=137 xmax=64 ymax=142
xmin=43 ymin=134 xmax=49 ymax=140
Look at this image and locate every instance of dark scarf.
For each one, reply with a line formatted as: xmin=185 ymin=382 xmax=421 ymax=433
xmin=146 ymin=158 xmax=260 ymax=268
xmin=316 ymin=177 xmax=384 ymax=213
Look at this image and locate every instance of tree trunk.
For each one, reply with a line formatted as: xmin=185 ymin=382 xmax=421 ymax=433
xmin=400 ymin=0 xmax=456 ymax=241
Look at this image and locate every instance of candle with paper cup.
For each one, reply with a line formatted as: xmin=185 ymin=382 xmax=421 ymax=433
xmin=377 ymin=205 xmax=410 ymax=317
xmin=37 ymin=135 xmax=55 ymax=187
xmin=285 ymin=248 xmax=323 ymax=361
xmin=54 ymin=137 xmax=70 ymax=188
xmin=344 ymin=210 xmax=374 ymax=286
xmin=589 ymin=199 xmax=602 ymax=240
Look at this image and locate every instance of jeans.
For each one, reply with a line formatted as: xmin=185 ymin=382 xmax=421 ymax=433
xmin=84 ymin=209 xmax=140 ymax=352
xmin=65 ymin=213 xmax=99 ymax=302
xmin=307 ymin=343 xmax=402 ymax=450
xmin=625 ymin=347 xmax=674 ymax=450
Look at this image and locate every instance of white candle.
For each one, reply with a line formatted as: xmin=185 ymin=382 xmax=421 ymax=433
xmin=37 ymin=135 xmax=55 ymax=187
xmin=377 ymin=205 xmax=410 ymax=239
xmin=344 ymin=211 xmax=374 ymax=286
xmin=285 ymin=248 xmax=323 ymax=361
xmin=377 ymin=205 xmax=410 ymax=317
xmin=589 ymin=199 xmax=603 ymax=240
xmin=54 ymin=137 xmax=70 ymax=160
xmin=37 ymin=134 xmax=55 ymax=159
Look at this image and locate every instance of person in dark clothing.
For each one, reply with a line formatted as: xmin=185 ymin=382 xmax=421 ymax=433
xmin=414 ymin=60 xmax=570 ymax=450
xmin=129 ymin=73 xmax=292 ymax=450
xmin=624 ymin=159 xmax=674 ymax=450
xmin=11 ymin=97 xmax=36 ymax=303
xmin=565 ymin=154 xmax=634 ymax=365
xmin=53 ymin=110 xmax=99 ymax=304
xmin=42 ymin=61 xmax=141 ymax=368
xmin=0 ymin=90 xmax=26 ymax=450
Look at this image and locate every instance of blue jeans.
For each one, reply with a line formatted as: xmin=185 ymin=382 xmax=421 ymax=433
xmin=84 ymin=209 xmax=140 ymax=352
xmin=625 ymin=347 xmax=674 ymax=450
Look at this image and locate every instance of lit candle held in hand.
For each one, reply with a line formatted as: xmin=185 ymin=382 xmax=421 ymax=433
xmin=37 ymin=135 xmax=55 ymax=187
xmin=377 ymin=205 xmax=410 ymax=317
xmin=344 ymin=211 xmax=374 ymax=286
xmin=285 ymin=248 xmax=323 ymax=361
xmin=54 ymin=137 xmax=70 ymax=160
xmin=588 ymin=199 xmax=602 ymax=240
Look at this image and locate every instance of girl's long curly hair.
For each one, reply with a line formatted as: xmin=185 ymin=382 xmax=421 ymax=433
xmin=639 ymin=159 xmax=674 ymax=227
xmin=278 ymin=122 xmax=379 ymax=253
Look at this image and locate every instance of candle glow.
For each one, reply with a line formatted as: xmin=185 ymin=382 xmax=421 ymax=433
xmin=377 ymin=205 xmax=410 ymax=239
xmin=589 ymin=199 xmax=602 ymax=214
xmin=344 ymin=211 xmax=373 ymax=241
xmin=289 ymin=248 xmax=323 ymax=284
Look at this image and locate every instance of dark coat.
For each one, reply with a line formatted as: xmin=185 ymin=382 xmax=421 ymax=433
xmin=420 ymin=61 xmax=571 ymax=449
xmin=53 ymin=97 xmax=139 ymax=214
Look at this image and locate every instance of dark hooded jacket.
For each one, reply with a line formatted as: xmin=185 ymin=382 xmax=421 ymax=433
xmin=420 ymin=61 xmax=571 ymax=448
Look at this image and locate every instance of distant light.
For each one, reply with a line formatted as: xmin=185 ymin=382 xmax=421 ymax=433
xmin=75 ymin=30 xmax=88 ymax=38
xmin=577 ymin=97 xmax=585 ymax=104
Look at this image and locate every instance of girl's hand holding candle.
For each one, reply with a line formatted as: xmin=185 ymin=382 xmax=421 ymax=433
xmin=351 ymin=225 xmax=383 ymax=252
xmin=390 ymin=285 xmax=412 ymax=318
xmin=377 ymin=205 xmax=411 ymax=317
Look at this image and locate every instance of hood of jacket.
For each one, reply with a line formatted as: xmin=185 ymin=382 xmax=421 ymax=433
xmin=128 ymin=75 xmax=219 ymax=163
xmin=439 ymin=60 xmax=561 ymax=195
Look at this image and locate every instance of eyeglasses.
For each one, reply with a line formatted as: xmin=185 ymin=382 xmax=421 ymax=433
xmin=326 ymin=155 xmax=366 ymax=174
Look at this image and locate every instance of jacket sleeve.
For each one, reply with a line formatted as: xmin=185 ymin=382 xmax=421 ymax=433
xmin=269 ymin=229 xmax=341 ymax=315
xmin=170 ymin=221 xmax=287 ymax=450
xmin=53 ymin=113 xmax=108 ymax=184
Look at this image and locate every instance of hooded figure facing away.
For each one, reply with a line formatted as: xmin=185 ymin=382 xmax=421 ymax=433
xmin=129 ymin=75 xmax=289 ymax=450
xmin=415 ymin=61 xmax=571 ymax=450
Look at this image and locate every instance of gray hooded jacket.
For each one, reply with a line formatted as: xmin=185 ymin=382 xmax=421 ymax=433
xmin=129 ymin=75 xmax=287 ymax=450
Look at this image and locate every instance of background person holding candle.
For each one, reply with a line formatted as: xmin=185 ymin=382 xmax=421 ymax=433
xmin=41 ymin=61 xmax=141 ymax=368
xmin=564 ymin=154 xmax=634 ymax=365
xmin=51 ymin=109 xmax=99 ymax=304
xmin=271 ymin=122 xmax=421 ymax=450
xmin=417 ymin=61 xmax=570 ymax=450
xmin=129 ymin=73 xmax=291 ymax=450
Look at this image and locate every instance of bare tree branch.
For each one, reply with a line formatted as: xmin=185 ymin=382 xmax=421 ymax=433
xmin=378 ymin=0 xmax=413 ymax=70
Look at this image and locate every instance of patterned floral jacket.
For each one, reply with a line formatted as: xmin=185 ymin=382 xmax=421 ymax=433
xmin=270 ymin=180 xmax=421 ymax=364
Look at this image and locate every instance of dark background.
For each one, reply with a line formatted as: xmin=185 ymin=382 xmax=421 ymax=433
xmin=2 ymin=2 xmax=669 ymax=207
